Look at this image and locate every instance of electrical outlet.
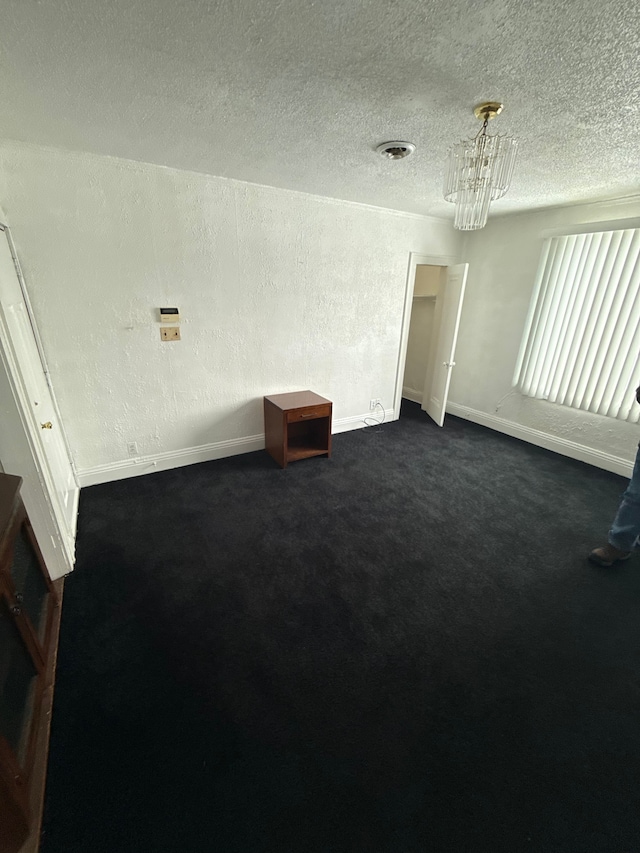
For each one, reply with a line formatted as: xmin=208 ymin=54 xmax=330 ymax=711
xmin=127 ymin=442 xmax=138 ymax=457
xmin=369 ymin=398 xmax=381 ymax=411
xmin=160 ymin=326 xmax=181 ymax=341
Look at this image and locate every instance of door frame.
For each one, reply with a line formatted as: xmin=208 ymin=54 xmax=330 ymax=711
xmin=0 ymin=222 xmax=77 ymax=576
xmin=393 ymin=252 xmax=461 ymax=418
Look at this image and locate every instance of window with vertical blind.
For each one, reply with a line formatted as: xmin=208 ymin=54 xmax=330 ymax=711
xmin=514 ymin=227 xmax=640 ymax=423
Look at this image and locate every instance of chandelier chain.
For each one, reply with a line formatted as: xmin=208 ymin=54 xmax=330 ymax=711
xmin=476 ymin=116 xmax=490 ymax=140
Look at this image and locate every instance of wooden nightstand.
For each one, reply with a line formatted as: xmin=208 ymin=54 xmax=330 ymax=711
xmin=264 ymin=391 xmax=332 ymax=469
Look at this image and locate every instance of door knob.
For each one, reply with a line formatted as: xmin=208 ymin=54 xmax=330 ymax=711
xmin=41 ymin=421 xmax=53 ymax=429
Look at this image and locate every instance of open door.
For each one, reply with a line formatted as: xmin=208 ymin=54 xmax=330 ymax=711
xmin=422 ymin=263 xmax=468 ymax=427
xmin=0 ymin=226 xmax=77 ymax=576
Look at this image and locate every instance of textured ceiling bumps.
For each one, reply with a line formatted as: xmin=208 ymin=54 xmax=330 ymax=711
xmin=1 ymin=0 xmax=639 ymax=218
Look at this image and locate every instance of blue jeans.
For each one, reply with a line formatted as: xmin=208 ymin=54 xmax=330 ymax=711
xmin=609 ymin=445 xmax=640 ymax=551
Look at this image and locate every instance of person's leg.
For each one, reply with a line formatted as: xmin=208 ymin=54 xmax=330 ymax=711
xmin=608 ymin=445 xmax=640 ymax=551
xmin=590 ymin=445 xmax=640 ymax=565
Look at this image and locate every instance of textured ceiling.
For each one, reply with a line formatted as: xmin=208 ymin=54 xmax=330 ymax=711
xmin=1 ymin=0 xmax=639 ymax=218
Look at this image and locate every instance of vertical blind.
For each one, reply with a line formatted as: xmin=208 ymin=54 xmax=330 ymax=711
xmin=513 ymin=228 xmax=640 ymax=423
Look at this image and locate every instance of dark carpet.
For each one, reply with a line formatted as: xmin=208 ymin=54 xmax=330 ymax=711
xmin=41 ymin=402 xmax=640 ymax=853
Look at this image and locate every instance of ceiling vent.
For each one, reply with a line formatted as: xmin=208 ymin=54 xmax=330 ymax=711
xmin=376 ymin=141 xmax=415 ymax=160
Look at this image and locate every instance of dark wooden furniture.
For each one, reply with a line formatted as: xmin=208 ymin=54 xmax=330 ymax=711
xmin=264 ymin=391 xmax=332 ymax=468
xmin=0 ymin=473 xmax=63 ymax=853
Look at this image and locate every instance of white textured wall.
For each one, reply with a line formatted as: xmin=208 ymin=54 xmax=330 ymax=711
xmin=450 ymin=197 xmax=640 ymax=467
xmin=0 ymin=142 xmax=460 ymax=477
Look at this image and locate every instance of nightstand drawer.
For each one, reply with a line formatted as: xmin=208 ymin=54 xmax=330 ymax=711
xmin=286 ymin=405 xmax=331 ymax=423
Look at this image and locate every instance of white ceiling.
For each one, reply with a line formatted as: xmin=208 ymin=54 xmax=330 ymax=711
xmin=1 ymin=0 xmax=639 ymax=219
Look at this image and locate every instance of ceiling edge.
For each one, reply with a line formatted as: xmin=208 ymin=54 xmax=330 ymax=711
xmin=0 ymin=136 xmax=455 ymax=226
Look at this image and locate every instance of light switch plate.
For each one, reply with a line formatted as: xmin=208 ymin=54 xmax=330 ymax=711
xmin=160 ymin=326 xmax=181 ymax=341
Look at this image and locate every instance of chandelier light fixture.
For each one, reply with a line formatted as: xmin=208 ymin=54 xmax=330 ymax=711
xmin=444 ymin=101 xmax=518 ymax=231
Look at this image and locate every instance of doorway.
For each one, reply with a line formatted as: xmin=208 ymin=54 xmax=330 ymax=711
xmin=403 ymin=264 xmax=444 ymax=404
xmin=395 ymin=255 xmax=468 ymax=427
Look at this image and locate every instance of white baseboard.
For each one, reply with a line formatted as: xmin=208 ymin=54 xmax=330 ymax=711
xmin=77 ymin=411 xmax=398 ymax=487
xmin=446 ymin=402 xmax=633 ymax=478
xmin=333 ymin=409 xmax=396 ymax=433
xmin=78 ymin=434 xmax=265 ymax=486
xmin=402 ymin=388 xmax=423 ymax=405
xmin=77 ymin=403 xmax=631 ymax=487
